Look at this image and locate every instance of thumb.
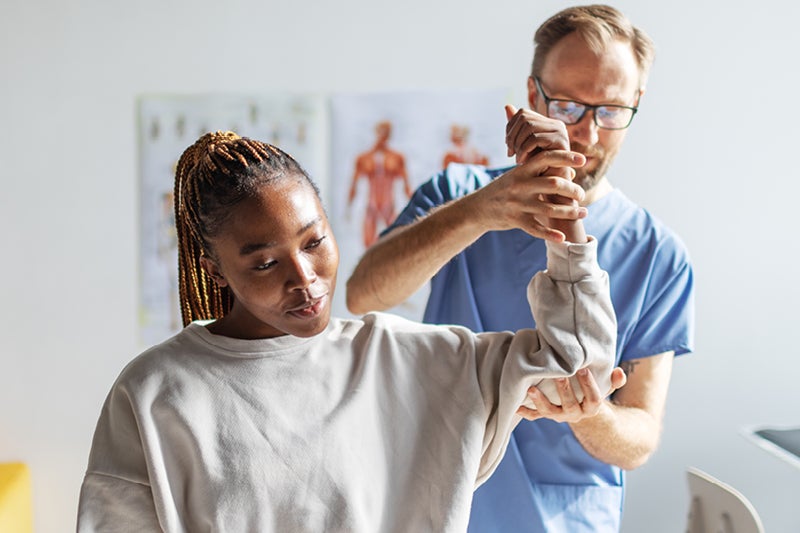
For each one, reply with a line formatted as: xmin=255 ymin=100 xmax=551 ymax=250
xmin=505 ymin=104 xmax=518 ymax=158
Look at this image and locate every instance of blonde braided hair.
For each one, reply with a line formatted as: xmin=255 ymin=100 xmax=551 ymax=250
xmin=173 ymin=131 xmax=317 ymax=326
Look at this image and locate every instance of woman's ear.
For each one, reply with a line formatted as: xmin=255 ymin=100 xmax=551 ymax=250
xmin=200 ymin=256 xmax=228 ymax=287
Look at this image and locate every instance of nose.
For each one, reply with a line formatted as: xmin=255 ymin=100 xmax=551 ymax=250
xmin=286 ymin=253 xmax=317 ymax=290
xmin=568 ymin=110 xmax=600 ymax=147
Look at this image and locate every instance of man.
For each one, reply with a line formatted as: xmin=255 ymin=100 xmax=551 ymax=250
xmin=346 ymin=4 xmax=694 ymax=532
xmin=347 ymin=120 xmax=412 ymax=248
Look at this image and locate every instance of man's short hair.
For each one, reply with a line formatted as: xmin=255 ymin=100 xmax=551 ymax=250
xmin=531 ymin=4 xmax=655 ymax=87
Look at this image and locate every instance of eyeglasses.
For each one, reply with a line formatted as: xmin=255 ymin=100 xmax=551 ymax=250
xmin=533 ymin=77 xmax=639 ymax=130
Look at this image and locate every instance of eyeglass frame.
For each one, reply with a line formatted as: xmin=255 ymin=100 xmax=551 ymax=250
xmin=532 ymin=76 xmax=640 ymax=130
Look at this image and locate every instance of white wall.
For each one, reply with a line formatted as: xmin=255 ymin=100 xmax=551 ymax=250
xmin=2 ymin=1 xmax=799 ymax=531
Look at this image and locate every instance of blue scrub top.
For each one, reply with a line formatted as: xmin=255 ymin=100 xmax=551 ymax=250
xmin=386 ymin=164 xmax=695 ymax=532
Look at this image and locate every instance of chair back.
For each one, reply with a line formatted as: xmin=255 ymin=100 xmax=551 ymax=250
xmin=686 ymin=467 xmax=764 ymax=533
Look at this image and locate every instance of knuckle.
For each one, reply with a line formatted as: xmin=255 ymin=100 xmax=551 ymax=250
xmin=555 ymin=168 xmax=572 ymax=179
xmin=542 ymin=176 xmax=560 ymax=188
xmin=560 ymin=179 xmax=577 ymax=192
xmin=545 ymin=204 xmax=560 ymax=217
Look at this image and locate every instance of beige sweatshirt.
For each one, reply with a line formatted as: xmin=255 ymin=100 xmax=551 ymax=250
xmin=77 ymin=238 xmax=615 ymax=533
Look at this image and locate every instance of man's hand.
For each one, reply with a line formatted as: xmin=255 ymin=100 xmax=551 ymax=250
xmin=517 ymin=367 xmax=628 ymax=423
xmin=503 ymin=104 xmax=587 ymax=242
xmin=505 ymin=104 xmax=570 ymax=165
xmin=467 ymin=147 xmax=586 ymax=242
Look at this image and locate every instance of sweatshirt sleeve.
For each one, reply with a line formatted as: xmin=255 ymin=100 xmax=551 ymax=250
xmin=77 ymin=385 xmax=163 ymax=532
xmin=474 ymin=237 xmax=616 ymax=485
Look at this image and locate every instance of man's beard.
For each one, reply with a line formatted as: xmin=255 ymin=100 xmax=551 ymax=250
xmin=574 ymin=167 xmax=603 ymax=192
xmin=572 ymin=142 xmax=612 ymax=193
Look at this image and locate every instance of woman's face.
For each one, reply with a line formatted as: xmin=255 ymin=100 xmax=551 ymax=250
xmin=201 ymin=176 xmax=339 ymax=339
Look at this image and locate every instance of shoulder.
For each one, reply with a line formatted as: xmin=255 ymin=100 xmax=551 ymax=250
xmin=602 ymin=191 xmax=692 ymax=267
xmin=112 ymin=325 xmax=205 ymax=392
xmin=638 ymin=208 xmax=691 ymax=270
xmin=386 ymin=164 xmax=512 ymax=232
xmin=414 ymin=163 xmax=509 ymax=201
xmin=435 ymin=163 xmax=510 ymax=196
xmin=606 ymin=193 xmax=695 ymax=309
xmin=336 ymin=311 xmax=452 ymax=335
xmin=333 ymin=312 xmax=476 ymax=350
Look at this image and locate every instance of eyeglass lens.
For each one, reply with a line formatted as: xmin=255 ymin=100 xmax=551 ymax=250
xmin=548 ymin=101 xmax=633 ymax=129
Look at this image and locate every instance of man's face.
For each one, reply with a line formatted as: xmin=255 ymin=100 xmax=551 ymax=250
xmin=528 ymin=32 xmax=642 ymax=195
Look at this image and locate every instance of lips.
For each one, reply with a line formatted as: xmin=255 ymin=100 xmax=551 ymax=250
xmin=571 ymin=143 xmax=602 ymax=161
xmin=286 ymin=295 xmax=326 ymax=319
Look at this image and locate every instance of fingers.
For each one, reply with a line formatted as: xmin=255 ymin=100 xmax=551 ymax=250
xmin=519 ymin=367 xmax=627 ymax=425
xmin=505 ymin=105 xmax=518 ymax=157
xmin=515 ymin=153 xmax=586 ymax=204
xmin=575 ymin=368 xmax=602 ymax=405
xmin=522 ymin=387 xmax=556 ymax=417
xmin=516 ymin=404 xmax=543 ymax=421
xmin=527 ymin=222 xmax=568 ymax=244
xmin=521 ymin=371 xmax=612 ymax=424
xmin=608 ymin=367 xmax=628 ymax=395
xmin=547 ymin=166 xmax=576 ymax=181
xmin=556 ymin=377 xmax=580 ymax=411
xmin=522 ymin=382 xmax=576 ymax=423
xmin=473 ymin=160 xmax=587 ymax=240
xmin=505 ymin=104 xmax=517 ymax=121
xmin=505 ymin=107 xmax=570 ymax=163
xmin=527 ymin=149 xmax=586 ymax=173
xmin=511 ymin=187 xmax=588 ymax=244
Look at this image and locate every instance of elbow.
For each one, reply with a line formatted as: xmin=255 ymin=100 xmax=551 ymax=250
xmin=562 ymin=345 xmax=590 ymax=377
xmin=345 ymin=279 xmax=365 ymax=315
xmin=346 ymin=250 xmax=396 ymax=315
xmin=345 ymin=275 xmax=373 ymax=315
xmin=614 ymin=432 xmax=661 ymax=471
xmin=617 ymin=448 xmax=656 ymax=471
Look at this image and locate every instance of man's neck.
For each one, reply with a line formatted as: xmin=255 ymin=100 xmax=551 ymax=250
xmin=581 ymin=176 xmax=613 ymax=206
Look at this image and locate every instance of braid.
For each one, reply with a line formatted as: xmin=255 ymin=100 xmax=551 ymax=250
xmin=173 ymin=131 xmax=316 ymax=326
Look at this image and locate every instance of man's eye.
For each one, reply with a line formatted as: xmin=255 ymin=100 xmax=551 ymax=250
xmin=597 ymin=107 xmax=621 ymax=119
xmin=552 ymin=101 xmax=584 ymax=120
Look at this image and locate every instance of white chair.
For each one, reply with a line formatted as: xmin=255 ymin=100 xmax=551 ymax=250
xmin=685 ymin=467 xmax=764 ymax=533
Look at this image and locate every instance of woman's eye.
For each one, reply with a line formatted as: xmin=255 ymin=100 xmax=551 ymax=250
xmin=306 ymin=236 xmax=326 ymax=249
xmin=255 ymin=260 xmax=277 ymax=271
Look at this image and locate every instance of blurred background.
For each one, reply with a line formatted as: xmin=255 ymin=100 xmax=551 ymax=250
xmin=2 ymin=0 xmax=799 ymax=531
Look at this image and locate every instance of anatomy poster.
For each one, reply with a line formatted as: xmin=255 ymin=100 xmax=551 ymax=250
xmin=137 ymin=93 xmax=326 ymax=346
xmin=330 ymin=88 xmax=513 ymax=322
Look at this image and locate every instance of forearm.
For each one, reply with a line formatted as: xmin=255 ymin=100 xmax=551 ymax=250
xmin=569 ymin=400 xmax=663 ymax=470
xmin=522 ymin=238 xmax=615 ymax=407
xmin=347 ymin=159 xmax=589 ymax=314
xmin=346 ymin=195 xmax=486 ymax=314
xmin=477 ymin=238 xmax=615 ymax=482
xmin=548 ymin=197 xmax=586 ymax=243
xmin=552 ymin=217 xmax=586 ymax=244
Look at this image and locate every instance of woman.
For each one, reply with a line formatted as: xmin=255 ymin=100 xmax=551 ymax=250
xmin=78 ymin=131 xmax=616 ymax=532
